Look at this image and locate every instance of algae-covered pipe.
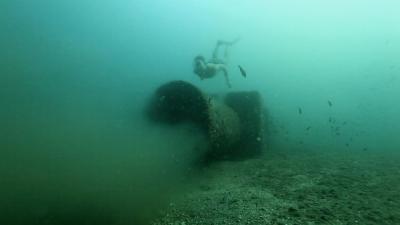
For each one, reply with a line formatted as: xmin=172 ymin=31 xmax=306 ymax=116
xmin=146 ymin=80 xmax=241 ymax=159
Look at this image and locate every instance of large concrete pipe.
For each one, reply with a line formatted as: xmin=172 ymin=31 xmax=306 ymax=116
xmin=146 ymin=80 xmax=263 ymax=160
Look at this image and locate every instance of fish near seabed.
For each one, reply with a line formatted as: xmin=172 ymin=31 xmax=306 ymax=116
xmin=238 ymin=65 xmax=247 ymax=77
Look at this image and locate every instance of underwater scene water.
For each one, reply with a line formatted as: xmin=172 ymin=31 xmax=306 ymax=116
xmin=1 ymin=0 xmax=399 ymax=224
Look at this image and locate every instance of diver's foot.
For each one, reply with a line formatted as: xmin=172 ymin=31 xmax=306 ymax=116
xmin=217 ymin=39 xmax=240 ymax=47
xmin=218 ymin=40 xmax=235 ymax=46
xmin=231 ymin=37 xmax=241 ymax=45
xmin=217 ymin=40 xmax=224 ymax=46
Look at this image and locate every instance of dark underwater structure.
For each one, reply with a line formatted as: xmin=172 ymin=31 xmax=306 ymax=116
xmin=147 ymin=80 xmax=264 ymax=161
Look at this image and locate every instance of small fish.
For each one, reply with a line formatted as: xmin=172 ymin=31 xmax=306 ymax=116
xmin=238 ymin=65 xmax=247 ymax=77
xmin=328 ymin=100 xmax=333 ymax=107
xmin=298 ymin=107 xmax=302 ymax=114
xmin=306 ymin=126 xmax=311 ymax=131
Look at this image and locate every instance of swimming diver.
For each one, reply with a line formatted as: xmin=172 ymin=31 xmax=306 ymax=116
xmin=193 ymin=39 xmax=240 ymax=88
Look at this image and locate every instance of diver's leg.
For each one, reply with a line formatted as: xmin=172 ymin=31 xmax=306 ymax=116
xmin=213 ymin=38 xmax=240 ymax=62
xmin=224 ymin=44 xmax=231 ymax=60
xmin=222 ymin=38 xmax=240 ymax=62
xmin=212 ymin=41 xmax=222 ymax=59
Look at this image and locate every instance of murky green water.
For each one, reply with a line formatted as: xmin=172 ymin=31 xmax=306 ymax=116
xmin=1 ymin=1 xmax=399 ymax=224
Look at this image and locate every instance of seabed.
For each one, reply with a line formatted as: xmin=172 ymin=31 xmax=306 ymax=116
xmin=152 ymin=148 xmax=400 ymax=225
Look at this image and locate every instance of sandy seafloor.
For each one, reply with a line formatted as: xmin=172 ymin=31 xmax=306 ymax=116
xmin=152 ymin=148 xmax=400 ymax=225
